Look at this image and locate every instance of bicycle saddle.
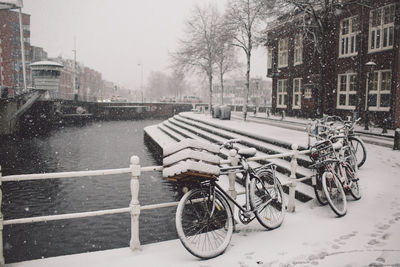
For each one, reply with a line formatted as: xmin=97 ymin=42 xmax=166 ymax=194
xmin=238 ymin=147 xmax=257 ymax=158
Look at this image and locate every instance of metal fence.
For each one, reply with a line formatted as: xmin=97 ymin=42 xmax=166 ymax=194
xmin=0 ymin=144 xmax=311 ymax=266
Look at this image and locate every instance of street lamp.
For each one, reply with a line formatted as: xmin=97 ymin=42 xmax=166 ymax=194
xmin=137 ymin=63 xmax=143 ymax=103
xmin=364 ymin=61 xmax=376 ymax=130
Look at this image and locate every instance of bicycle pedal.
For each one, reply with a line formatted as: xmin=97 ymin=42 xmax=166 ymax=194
xmin=352 ymin=178 xmax=359 ymax=182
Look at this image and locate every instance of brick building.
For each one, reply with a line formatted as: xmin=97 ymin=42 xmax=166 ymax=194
xmin=266 ymin=0 xmax=400 ymax=128
xmin=0 ymin=9 xmax=31 ymax=96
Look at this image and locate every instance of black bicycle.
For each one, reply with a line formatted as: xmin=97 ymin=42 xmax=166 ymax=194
xmin=175 ymin=139 xmax=285 ymax=259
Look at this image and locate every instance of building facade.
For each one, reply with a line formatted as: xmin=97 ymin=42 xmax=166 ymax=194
xmin=266 ymin=0 xmax=400 ymax=128
xmin=0 ymin=9 xmax=31 ymax=96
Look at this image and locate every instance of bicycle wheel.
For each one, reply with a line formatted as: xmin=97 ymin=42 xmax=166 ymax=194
xmin=176 ymin=187 xmax=233 ymax=259
xmin=343 ymin=162 xmax=361 ymax=200
xmin=314 ymin=173 xmax=328 ymax=206
xmin=250 ymin=169 xmax=285 ymax=230
xmin=322 ymin=171 xmax=347 ymax=217
xmin=349 ymin=136 xmax=366 ymax=168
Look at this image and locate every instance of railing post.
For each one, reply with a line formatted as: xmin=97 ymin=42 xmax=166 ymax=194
xmin=129 ymin=156 xmax=141 ymax=250
xmin=287 ymin=144 xmax=298 ymax=213
xmin=228 ymin=149 xmax=238 ymax=215
xmin=0 ymin=166 xmax=4 ymax=266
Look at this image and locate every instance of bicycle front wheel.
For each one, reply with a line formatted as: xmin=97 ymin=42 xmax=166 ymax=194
xmin=314 ymin=173 xmax=328 ymax=206
xmin=175 ymin=188 xmax=233 ymax=259
xmin=322 ymin=171 xmax=347 ymax=217
xmin=349 ymin=136 xmax=367 ymax=168
xmin=250 ymin=170 xmax=285 ymax=230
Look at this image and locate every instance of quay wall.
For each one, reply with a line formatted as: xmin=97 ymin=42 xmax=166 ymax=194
xmin=2 ymin=100 xmax=193 ymax=136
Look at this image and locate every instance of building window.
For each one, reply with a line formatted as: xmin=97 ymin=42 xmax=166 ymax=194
xmin=368 ymin=70 xmax=391 ymax=111
xmin=337 ymin=73 xmax=357 ymax=110
xmin=304 ymin=87 xmax=312 ymax=99
xmin=277 ymin=79 xmax=287 ymax=108
xmin=278 ymin=38 xmax=288 ymax=68
xmin=267 ymin=47 xmax=273 ymax=69
xmin=294 ymin=34 xmax=303 ymax=65
xmin=339 ymin=16 xmax=358 ymax=57
xmin=369 ymin=4 xmax=395 ymax=52
xmin=293 ymin=78 xmax=302 ymax=109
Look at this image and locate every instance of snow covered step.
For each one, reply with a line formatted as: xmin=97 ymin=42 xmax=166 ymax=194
xmin=174 ymin=115 xmax=312 ymax=167
xmin=167 ymin=118 xmax=315 ymax=195
xmin=144 ymin=125 xmax=176 ymax=151
xmin=157 ymin=123 xmax=186 ymax=142
xmin=171 ymin=116 xmax=313 ymax=178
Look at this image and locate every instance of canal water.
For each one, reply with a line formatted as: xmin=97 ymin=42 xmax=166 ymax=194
xmin=0 ymin=120 xmax=179 ymax=263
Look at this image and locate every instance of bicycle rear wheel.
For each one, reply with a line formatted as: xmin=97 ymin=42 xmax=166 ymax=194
xmin=343 ymin=162 xmax=361 ymax=200
xmin=349 ymin=136 xmax=366 ymax=168
xmin=176 ymin=187 xmax=233 ymax=259
xmin=322 ymin=171 xmax=347 ymax=217
xmin=250 ymin=169 xmax=285 ymax=230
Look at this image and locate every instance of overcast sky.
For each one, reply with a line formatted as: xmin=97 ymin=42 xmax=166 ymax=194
xmin=23 ymin=0 xmax=267 ymax=90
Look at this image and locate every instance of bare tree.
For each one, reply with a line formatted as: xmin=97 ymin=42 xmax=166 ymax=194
xmin=171 ymin=4 xmax=221 ymax=114
xmin=226 ymin=0 xmax=275 ymax=120
xmin=215 ymin=20 xmax=240 ymax=105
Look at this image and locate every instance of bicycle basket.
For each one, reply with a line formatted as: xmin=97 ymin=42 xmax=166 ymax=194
xmin=309 ymin=140 xmax=336 ymax=163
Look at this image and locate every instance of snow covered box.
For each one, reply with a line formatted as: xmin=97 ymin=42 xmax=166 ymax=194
xmin=162 ymin=139 xmax=221 ymax=182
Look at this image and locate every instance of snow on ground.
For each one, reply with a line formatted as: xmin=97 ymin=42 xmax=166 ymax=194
xmin=6 ymin=117 xmax=400 ymax=267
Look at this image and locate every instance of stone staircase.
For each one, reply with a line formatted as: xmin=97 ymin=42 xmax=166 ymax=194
xmin=144 ymin=112 xmax=316 ymax=204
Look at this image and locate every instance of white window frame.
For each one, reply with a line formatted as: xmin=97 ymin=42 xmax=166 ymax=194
xmin=337 ymin=73 xmax=357 ymax=110
xmin=304 ymin=87 xmax=312 ymax=99
xmin=292 ymin=78 xmax=302 ymax=109
xmin=267 ymin=47 xmax=273 ymax=69
xmin=367 ymin=70 xmax=391 ymax=111
xmin=278 ymin=38 xmax=288 ymax=68
xmin=339 ymin=16 xmax=359 ymax=57
xmin=277 ymin=79 xmax=287 ymax=108
xmin=369 ymin=4 xmax=395 ymax=53
xmin=294 ymin=34 xmax=303 ymax=65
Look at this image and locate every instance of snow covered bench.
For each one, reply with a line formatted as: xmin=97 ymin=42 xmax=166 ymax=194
xmin=162 ymin=139 xmax=221 ymax=182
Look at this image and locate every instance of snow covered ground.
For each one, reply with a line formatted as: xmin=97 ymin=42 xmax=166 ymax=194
xmin=6 ymin=116 xmax=400 ymax=267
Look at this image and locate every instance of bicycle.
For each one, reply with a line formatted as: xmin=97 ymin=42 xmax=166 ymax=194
xmin=308 ymin=116 xmax=367 ymax=169
xmin=309 ymin=138 xmax=361 ymax=217
xmin=175 ymin=139 xmax=285 ymax=259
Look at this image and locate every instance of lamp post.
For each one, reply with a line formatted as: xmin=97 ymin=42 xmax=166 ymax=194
xmin=364 ymin=61 xmax=376 ymax=130
xmin=137 ymin=63 xmax=143 ymax=103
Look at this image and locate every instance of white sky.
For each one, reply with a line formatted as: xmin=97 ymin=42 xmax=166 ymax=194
xmin=23 ymin=0 xmax=268 ymax=91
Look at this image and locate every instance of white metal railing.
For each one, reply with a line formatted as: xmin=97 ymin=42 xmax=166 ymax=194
xmin=0 ymin=144 xmax=311 ymax=266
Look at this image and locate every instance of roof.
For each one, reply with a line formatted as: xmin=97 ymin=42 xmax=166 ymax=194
xmin=30 ymin=61 xmax=64 ymax=68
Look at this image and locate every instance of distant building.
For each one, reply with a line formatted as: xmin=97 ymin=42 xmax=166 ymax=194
xmin=213 ymin=78 xmax=272 ymax=106
xmin=31 ymin=45 xmax=48 ymax=62
xmin=0 ymin=9 xmax=31 ymax=96
xmin=265 ymin=0 xmax=400 ymax=128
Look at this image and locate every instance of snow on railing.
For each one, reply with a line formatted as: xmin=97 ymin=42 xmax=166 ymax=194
xmin=0 ymin=145 xmax=311 ymax=266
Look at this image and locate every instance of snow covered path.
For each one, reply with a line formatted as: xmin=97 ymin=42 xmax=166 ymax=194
xmin=6 ymin=120 xmax=400 ymax=267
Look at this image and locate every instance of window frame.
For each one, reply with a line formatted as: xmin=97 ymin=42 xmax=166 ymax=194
xmin=369 ymin=4 xmax=395 ymax=53
xmin=339 ymin=16 xmax=359 ymax=58
xmin=267 ymin=47 xmax=273 ymax=69
xmin=278 ymin=38 xmax=288 ymax=68
xmin=294 ymin=34 xmax=303 ymax=65
xmin=367 ymin=70 xmax=391 ymax=111
xmin=292 ymin=78 xmax=302 ymax=109
xmin=277 ymin=79 xmax=288 ymax=108
xmin=336 ymin=73 xmax=357 ymax=110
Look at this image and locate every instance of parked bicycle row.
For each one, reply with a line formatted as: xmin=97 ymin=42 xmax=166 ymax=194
xmin=160 ymin=116 xmax=368 ymax=259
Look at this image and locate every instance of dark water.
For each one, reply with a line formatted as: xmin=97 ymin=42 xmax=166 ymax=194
xmin=0 ymin=120 xmax=179 ymax=263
